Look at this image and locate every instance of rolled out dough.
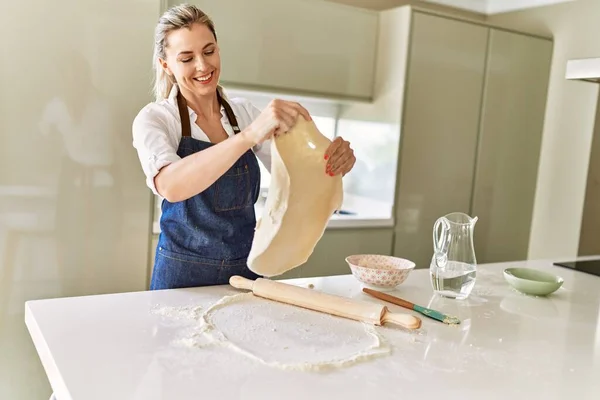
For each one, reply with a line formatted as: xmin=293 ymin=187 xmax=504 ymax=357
xmin=179 ymin=293 xmax=391 ymax=372
xmin=248 ymin=116 xmax=343 ymax=277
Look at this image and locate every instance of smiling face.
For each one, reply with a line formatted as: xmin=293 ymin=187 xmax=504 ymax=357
xmin=159 ymin=22 xmax=220 ymax=97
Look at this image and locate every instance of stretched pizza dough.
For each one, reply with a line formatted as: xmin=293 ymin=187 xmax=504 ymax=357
xmin=248 ymin=116 xmax=343 ymax=277
xmin=179 ymin=293 xmax=391 ymax=372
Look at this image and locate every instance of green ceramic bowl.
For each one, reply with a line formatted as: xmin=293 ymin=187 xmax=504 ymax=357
xmin=503 ymin=267 xmax=564 ymax=296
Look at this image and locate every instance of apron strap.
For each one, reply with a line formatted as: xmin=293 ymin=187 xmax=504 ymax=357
xmin=217 ymin=90 xmax=241 ymax=134
xmin=176 ymin=87 xmax=241 ymax=137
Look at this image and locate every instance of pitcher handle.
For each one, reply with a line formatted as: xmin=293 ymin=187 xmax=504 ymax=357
xmin=433 ymin=217 xmax=450 ymax=268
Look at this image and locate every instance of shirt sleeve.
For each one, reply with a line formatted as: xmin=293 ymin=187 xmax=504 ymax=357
xmin=242 ymin=101 xmax=272 ymax=174
xmin=131 ymin=105 xmax=181 ymax=196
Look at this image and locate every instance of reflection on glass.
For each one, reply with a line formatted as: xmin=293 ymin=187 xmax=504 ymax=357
xmin=0 ymin=1 xmax=156 ymax=398
xmin=38 ymin=49 xmax=123 ymax=297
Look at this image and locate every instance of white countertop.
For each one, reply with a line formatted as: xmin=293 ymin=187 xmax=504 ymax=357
xmin=25 ymin=257 xmax=600 ymax=400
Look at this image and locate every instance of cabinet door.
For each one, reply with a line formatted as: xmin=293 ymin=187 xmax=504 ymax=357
xmin=185 ymin=0 xmax=378 ymax=100
xmin=471 ymin=30 xmax=552 ymax=263
xmin=578 ymin=96 xmax=600 ymax=256
xmin=393 ymin=12 xmax=488 ymax=269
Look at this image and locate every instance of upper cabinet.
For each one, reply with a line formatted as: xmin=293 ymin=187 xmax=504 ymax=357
xmin=183 ymin=0 xmax=379 ymax=101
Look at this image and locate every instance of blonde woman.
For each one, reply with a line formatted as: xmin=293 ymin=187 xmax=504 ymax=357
xmin=132 ymin=3 xmax=356 ymax=290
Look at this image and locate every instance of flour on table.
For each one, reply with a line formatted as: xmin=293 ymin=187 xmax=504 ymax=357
xmin=162 ymin=293 xmax=391 ymax=371
xmin=151 ymin=304 xmax=203 ymax=320
xmin=471 ymin=286 xmax=495 ymax=297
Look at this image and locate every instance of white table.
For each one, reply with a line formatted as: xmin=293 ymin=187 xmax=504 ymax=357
xmin=25 ymin=258 xmax=600 ymax=400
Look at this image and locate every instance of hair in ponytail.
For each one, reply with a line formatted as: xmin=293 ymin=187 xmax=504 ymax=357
xmin=152 ymin=4 xmax=217 ymax=101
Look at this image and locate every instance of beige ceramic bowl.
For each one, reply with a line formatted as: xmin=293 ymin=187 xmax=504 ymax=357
xmin=345 ymin=254 xmax=416 ymax=291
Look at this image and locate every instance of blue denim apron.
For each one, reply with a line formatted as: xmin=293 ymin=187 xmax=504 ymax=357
xmin=150 ymin=89 xmax=261 ymax=290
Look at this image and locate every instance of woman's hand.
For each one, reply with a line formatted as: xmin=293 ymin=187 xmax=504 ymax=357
xmin=243 ymin=99 xmax=311 ymax=146
xmin=324 ymin=137 xmax=356 ymax=176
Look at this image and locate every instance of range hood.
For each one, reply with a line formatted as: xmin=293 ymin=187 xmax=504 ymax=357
xmin=566 ymin=58 xmax=600 ymax=84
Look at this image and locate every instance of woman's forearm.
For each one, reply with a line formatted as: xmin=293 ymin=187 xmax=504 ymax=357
xmin=152 ymin=99 xmax=312 ymax=202
xmin=154 ymin=130 xmax=255 ymax=202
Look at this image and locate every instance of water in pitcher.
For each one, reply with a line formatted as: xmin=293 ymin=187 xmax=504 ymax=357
xmin=430 ymin=212 xmax=478 ymax=300
xmin=430 ymin=261 xmax=476 ymax=299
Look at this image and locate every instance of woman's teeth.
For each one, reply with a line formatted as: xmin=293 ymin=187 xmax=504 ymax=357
xmin=195 ymin=72 xmax=213 ymax=83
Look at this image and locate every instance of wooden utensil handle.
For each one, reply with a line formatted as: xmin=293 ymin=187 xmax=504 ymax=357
xmin=382 ymin=309 xmax=422 ymax=329
xmin=230 ymin=276 xmax=386 ymax=326
xmin=229 ymin=276 xmax=254 ymax=291
xmin=228 ymin=277 xmax=423 ymax=330
xmin=363 ymin=288 xmax=414 ymax=310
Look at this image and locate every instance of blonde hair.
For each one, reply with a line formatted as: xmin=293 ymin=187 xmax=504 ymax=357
xmin=152 ymin=4 xmax=217 ymax=101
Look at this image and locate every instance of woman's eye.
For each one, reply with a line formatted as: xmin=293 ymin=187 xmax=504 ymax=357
xmin=204 ymin=50 xmax=214 ymax=56
xmin=181 ymin=58 xmax=192 ymax=63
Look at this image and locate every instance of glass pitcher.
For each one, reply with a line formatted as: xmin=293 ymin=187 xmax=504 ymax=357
xmin=430 ymin=212 xmax=478 ymax=299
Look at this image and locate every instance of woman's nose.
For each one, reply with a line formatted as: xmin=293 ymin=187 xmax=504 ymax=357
xmin=195 ymin=57 xmax=208 ymax=72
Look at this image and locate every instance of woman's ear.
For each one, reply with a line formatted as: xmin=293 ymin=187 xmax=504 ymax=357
xmin=158 ymin=57 xmax=173 ymax=77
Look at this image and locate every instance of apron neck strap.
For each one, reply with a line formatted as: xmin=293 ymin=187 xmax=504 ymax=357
xmin=217 ymin=89 xmax=241 ymax=133
xmin=176 ymin=88 xmax=241 ymax=138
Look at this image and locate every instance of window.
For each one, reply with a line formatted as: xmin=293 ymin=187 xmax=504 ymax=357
xmin=336 ymin=119 xmax=399 ymax=220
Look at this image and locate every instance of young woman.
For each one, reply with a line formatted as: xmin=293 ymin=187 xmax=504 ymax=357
xmin=132 ymin=4 xmax=356 ymax=290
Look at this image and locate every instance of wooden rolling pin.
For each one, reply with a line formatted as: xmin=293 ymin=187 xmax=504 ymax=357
xmin=229 ymin=276 xmax=422 ymax=330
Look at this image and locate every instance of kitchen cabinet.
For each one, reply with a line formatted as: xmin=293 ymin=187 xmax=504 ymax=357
xmin=391 ymin=10 xmax=552 ymax=268
xmin=471 ymin=29 xmax=552 ymax=263
xmin=181 ymin=0 xmax=378 ymax=101
xmin=392 ymin=12 xmax=488 ymax=269
xmin=578 ymin=94 xmax=600 ymax=256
